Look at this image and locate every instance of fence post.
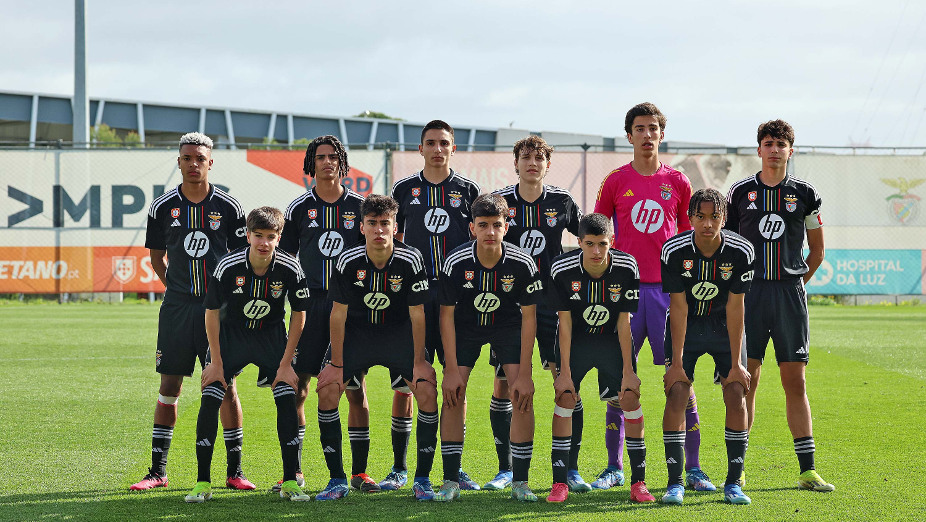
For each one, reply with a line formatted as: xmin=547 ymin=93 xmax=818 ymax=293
xmin=383 ymin=143 xmax=393 ymax=195
xmin=581 ymin=143 xmax=591 ymax=213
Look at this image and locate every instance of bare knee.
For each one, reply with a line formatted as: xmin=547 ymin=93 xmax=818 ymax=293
xmin=222 ymin=382 xmax=239 ymax=403
xmin=345 ymin=388 xmax=367 ymax=408
xmin=666 ymin=382 xmax=690 ymax=411
xmin=317 ymin=384 xmax=342 ymax=410
xmin=779 ymin=363 xmax=807 ymax=395
xmin=723 ymin=382 xmax=747 ymax=411
xmin=158 ymin=375 xmax=183 ymax=396
xmin=493 ymin=377 xmax=509 ymax=399
xmin=555 ymin=391 xmax=577 ymax=410
xmin=295 ymin=374 xmax=311 ymax=405
xmin=618 ymin=393 xmax=641 ymax=413
xmin=415 ymin=383 xmax=437 ymax=407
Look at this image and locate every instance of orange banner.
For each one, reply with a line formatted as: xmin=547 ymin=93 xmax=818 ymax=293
xmin=0 ymin=247 xmax=93 ymax=293
xmin=0 ymin=246 xmax=167 ymax=293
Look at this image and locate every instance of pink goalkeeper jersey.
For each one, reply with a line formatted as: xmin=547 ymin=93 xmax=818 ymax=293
xmin=594 ymin=162 xmax=692 ymax=283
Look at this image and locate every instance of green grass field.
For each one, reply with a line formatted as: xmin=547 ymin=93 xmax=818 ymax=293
xmin=1 ymin=301 xmax=924 ymax=521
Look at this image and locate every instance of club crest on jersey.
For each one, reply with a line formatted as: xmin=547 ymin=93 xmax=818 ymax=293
xmin=720 ymin=264 xmax=733 ymax=280
xmin=270 ymin=281 xmax=284 ymax=299
xmin=343 ymin=213 xmax=356 ymax=229
xmin=389 ymin=276 xmax=403 ymax=292
xmin=449 ymin=193 xmax=462 ymax=208
xmin=785 ymin=195 xmax=798 ymax=212
xmin=412 ymin=187 xmax=421 ymax=197
xmin=357 ymin=270 xmax=366 ymax=281
xmin=683 ymin=259 xmax=693 ymax=270
xmin=748 ymin=191 xmax=757 ymax=201
xmin=660 ymin=184 xmax=673 ymax=201
xmin=308 ymin=209 xmax=317 ymax=219
xmin=572 ymin=281 xmax=581 ymax=292
xmin=236 ymin=276 xmax=246 ymax=287
xmin=171 ymin=207 xmax=180 ymax=219
xmin=501 ymin=275 xmax=515 ymax=293
xmin=465 ymin=270 xmax=475 ymax=281
xmin=609 ymin=285 xmax=622 ymax=302
xmin=545 ymin=211 xmax=558 ymax=227
xmin=208 ymin=212 xmax=222 ymax=230
xmin=508 ymin=208 xmax=516 ymax=218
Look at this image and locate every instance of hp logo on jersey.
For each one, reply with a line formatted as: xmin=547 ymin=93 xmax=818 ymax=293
xmin=474 ymin=292 xmax=500 ymax=313
xmin=758 ymin=214 xmax=785 ymax=240
xmin=318 ymin=231 xmax=345 ymax=257
xmin=243 ymin=299 xmax=271 ymax=319
xmin=582 ymin=305 xmax=610 ymax=326
xmin=691 ymin=282 xmax=719 ymax=301
xmin=630 ymin=199 xmax=665 ymax=234
xmin=183 ymin=231 xmax=210 ymax=258
xmin=519 ymin=230 xmax=546 ymax=256
xmin=364 ymin=292 xmax=391 ymax=310
xmin=424 ymin=208 xmax=450 ymax=233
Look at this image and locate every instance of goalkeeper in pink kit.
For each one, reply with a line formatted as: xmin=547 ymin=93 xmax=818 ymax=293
xmin=593 ymin=102 xmax=716 ymax=492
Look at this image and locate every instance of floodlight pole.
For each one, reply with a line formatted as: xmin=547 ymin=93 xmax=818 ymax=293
xmin=73 ymin=0 xmax=89 ymax=148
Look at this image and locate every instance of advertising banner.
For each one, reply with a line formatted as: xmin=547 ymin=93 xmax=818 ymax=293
xmin=0 ymin=149 xmax=384 ymax=293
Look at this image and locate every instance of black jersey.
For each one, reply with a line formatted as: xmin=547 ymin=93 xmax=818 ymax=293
xmin=329 ymin=241 xmax=431 ymax=327
xmin=725 ymin=173 xmax=822 ymax=281
xmin=493 ymin=184 xmax=582 ymax=277
xmin=661 ymin=230 xmax=755 ymax=318
xmin=204 ymin=246 xmax=309 ymax=329
xmin=392 ymin=170 xmax=480 ymax=279
xmin=550 ymin=248 xmax=640 ymax=336
xmin=280 ymin=186 xmax=364 ymax=292
xmin=439 ymin=241 xmax=543 ymax=328
xmin=145 ymin=184 xmax=247 ymax=299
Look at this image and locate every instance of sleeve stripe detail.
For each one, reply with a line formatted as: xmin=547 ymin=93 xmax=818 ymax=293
xmin=212 ymin=189 xmax=244 ymax=218
xmin=148 ymin=187 xmax=179 ymax=217
xmin=661 ymin=232 xmax=693 ymax=263
xmin=214 ymin=250 xmax=247 ymax=279
xmin=275 ymin=250 xmax=306 ymax=279
xmin=723 ymin=232 xmax=756 ymax=263
xmin=394 ymin=247 xmax=425 ymax=273
xmin=335 ymin=245 xmax=367 ymax=272
xmin=442 ymin=247 xmax=474 ymax=276
xmin=550 ymin=255 xmax=581 ymax=277
xmin=284 ymin=191 xmax=315 ymax=219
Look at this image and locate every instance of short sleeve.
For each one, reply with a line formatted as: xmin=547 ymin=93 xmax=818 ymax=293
xmin=328 ymin=261 xmax=349 ymax=305
xmin=593 ymin=173 xmax=616 ymax=218
xmin=145 ymin=212 xmax=165 ymax=250
xmin=517 ymin=261 xmax=543 ymax=306
xmin=407 ymin=259 xmax=431 ymax=307
xmin=618 ymin=271 xmax=640 ymax=314
xmin=661 ymin=251 xmax=685 ymax=294
xmin=728 ymin=249 xmax=755 ymax=295
xmin=203 ymin=274 xmax=225 ymax=310
xmin=227 ymin=212 xmax=247 ymax=250
xmin=288 ymin=272 xmax=310 ymax=312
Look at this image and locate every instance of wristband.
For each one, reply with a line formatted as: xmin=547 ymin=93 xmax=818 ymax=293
xmin=328 ymin=363 xmax=343 ymax=368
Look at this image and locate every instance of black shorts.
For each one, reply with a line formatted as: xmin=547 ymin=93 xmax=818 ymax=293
xmin=745 ymin=278 xmax=810 ymax=364
xmin=456 ymin=324 xmax=521 ymax=369
xmin=335 ymin=322 xmax=414 ymax=393
xmin=492 ymin=303 xmax=557 ymax=380
xmin=208 ymin=322 xmax=287 ymax=385
xmin=569 ymin=334 xmax=634 ymax=402
xmin=424 ymin=281 xmax=444 ymax=365
xmin=156 ymin=293 xmax=207 ymax=376
xmin=664 ymin=315 xmax=745 ymax=383
xmin=292 ymin=292 xmax=333 ymax=376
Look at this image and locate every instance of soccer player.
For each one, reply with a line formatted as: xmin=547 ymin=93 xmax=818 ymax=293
xmin=278 ymin=136 xmax=377 ymax=492
xmin=546 ymin=213 xmax=656 ymax=504
xmin=489 ymin=136 xmax=584 ymax=492
xmin=594 ymin=103 xmax=713 ymax=492
xmin=133 ymin=132 xmax=254 ymax=492
xmin=435 ymin=193 xmax=542 ymax=502
xmin=184 ymin=206 xmax=309 ymax=502
xmin=314 ymin=195 xmax=440 ymax=501
xmin=725 ymin=120 xmax=834 ymax=492
xmin=388 ymin=120 xmax=481 ymax=491
xmin=660 ymin=189 xmax=755 ymax=505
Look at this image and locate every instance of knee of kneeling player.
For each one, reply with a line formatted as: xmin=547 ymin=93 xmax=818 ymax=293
xmin=666 ymin=382 xmax=690 ymax=407
xmin=618 ymin=393 xmax=641 ymax=413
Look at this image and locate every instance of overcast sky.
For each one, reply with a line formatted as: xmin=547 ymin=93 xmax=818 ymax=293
xmin=2 ymin=0 xmax=925 ymax=147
